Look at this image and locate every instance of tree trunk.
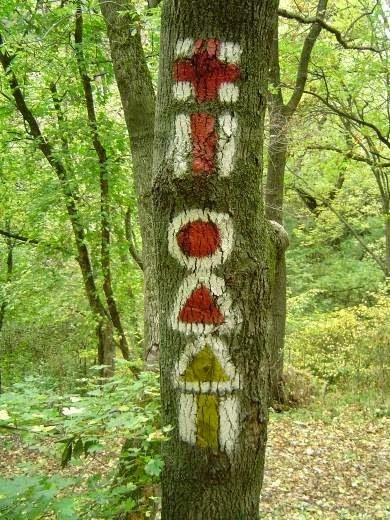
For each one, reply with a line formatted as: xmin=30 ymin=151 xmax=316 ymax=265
xmin=0 ymin=233 xmax=13 ymax=394
xmin=383 ymin=200 xmax=390 ymax=280
xmin=152 ymin=1 xmax=278 ymax=518
xmin=265 ymin=99 xmax=288 ymax=404
xmin=0 ymin=237 xmax=13 ymax=334
xmin=74 ymin=3 xmax=131 ymax=362
xmin=265 ymin=2 xmax=326 ymax=403
xmin=97 ymin=317 xmax=116 ymax=378
xmin=99 ymin=0 xmax=159 ymax=362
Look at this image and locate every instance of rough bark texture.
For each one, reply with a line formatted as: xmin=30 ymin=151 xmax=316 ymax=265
xmin=152 ymin=1 xmax=278 ymax=518
xmin=265 ymin=38 xmax=288 ymax=401
xmin=99 ymin=0 xmax=159 ymax=361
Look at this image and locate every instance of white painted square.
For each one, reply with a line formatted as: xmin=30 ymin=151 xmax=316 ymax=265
xmin=173 ymin=82 xmax=194 ymax=101
xmin=219 ymin=83 xmax=240 ymax=104
xmin=219 ymin=395 xmax=239 ymax=454
xmin=218 ymin=41 xmax=242 ymax=64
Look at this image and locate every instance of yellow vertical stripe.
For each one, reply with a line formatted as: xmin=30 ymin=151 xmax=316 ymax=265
xmin=196 ymin=394 xmax=219 ymax=450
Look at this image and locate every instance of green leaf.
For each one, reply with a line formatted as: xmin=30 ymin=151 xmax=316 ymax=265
xmin=144 ymin=457 xmax=164 ymax=477
xmin=73 ymin=438 xmax=84 ymax=458
xmin=61 ymin=441 xmax=73 ymax=468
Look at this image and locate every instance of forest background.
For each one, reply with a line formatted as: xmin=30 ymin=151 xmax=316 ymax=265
xmin=0 ymin=0 xmax=388 ymax=518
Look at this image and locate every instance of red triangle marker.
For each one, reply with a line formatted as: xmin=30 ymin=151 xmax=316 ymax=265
xmin=179 ymin=285 xmax=224 ymax=324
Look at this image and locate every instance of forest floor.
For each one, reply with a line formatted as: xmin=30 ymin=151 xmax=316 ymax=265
xmin=260 ymin=393 xmax=389 ymax=519
xmin=0 ymin=392 xmax=389 ymax=519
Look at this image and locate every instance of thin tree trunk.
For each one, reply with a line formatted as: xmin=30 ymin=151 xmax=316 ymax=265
xmin=74 ymin=3 xmax=131 ymax=362
xmin=0 ymin=44 xmax=117 ymax=376
xmin=0 ymin=231 xmax=13 ymax=393
xmin=265 ymin=55 xmax=288 ymax=402
xmin=153 ymin=1 xmax=277 ymax=517
xmin=383 ymin=200 xmax=390 ymax=280
xmin=0 ymin=237 xmax=13 ymax=334
xmin=265 ymin=1 xmax=327 ymax=403
xmin=99 ymin=0 xmax=159 ymax=362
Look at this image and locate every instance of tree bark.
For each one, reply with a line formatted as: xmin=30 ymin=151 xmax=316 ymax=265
xmin=99 ymin=0 xmax=159 ymax=362
xmin=0 ymin=237 xmax=13 ymax=334
xmin=0 ymin=234 xmax=13 ymax=394
xmin=153 ymin=1 xmax=277 ymax=518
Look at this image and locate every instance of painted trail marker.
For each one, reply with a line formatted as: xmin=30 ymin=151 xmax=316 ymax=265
xmin=170 ymin=273 xmax=240 ymax=335
xmin=173 ymin=38 xmax=241 ymax=103
xmin=174 ymin=337 xmax=241 ymax=453
xmin=173 ymin=112 xmax=238 ymax=177
xmin=168 ymin=38 xmax=242 ymax=454
xmin=168 ymin=210 xmax=234 ymax=271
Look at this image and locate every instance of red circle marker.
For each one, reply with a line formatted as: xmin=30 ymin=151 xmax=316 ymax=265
xmin=177 ymin=220 xmax=221 ymax=258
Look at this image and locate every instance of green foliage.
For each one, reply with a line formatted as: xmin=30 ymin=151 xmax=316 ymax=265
xmin=0 ymin=367 xmax=166 ymax=518
xmin=0 ymin=475 xmax=77 ymax=520
xmin=286 ymin=292 xmax=390 ymax=388
xmin=0 ymin=0 xmax=146 ymax=385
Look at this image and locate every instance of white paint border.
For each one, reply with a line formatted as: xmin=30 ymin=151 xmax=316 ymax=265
xmin=170 ymin=273 xmax=241 ymax=335
xmin=168 ymin=209 xmax=234 ymax=271
xmin=175 ymin=38 xmax=194 ymax=58
xmin=173 ymin=336 xmax=241 ymax=393
xmin=219 ymin=83 xmax=240 ymax=104
xmin=218 ymin=41 xmax=242 ymax=64
xmin=178 ymin=393 xmax=197 ymax=445
xmin=217 ymin=113 xmax=238 ymax=177
xmin=173 ymin=82 xmax=194 ymax=101
xmin=173 ymin=113 xmax=191 ymax=177
xmin=219 ymin=395 xmax=240 ymax=454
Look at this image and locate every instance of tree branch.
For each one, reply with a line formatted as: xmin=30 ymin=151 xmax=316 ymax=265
xmin=307 ymin=144 xmax=390 ymax=167
xmin=277 ymin=7 xmax=382 ymax=53
xmin=0 ymin=34 xmax=109 ymax=321
xmin=0 ymin=229 xmax=39 ymax=244
xmin=303 ymin=89 xmax=390 ymax=149
xmin=285 ymin=0 xmax=327 ymax=115
xmin=74 ymin=2 xmax=131 ymax=361
xmin=290 ymin=168 xmax=388 ymax=274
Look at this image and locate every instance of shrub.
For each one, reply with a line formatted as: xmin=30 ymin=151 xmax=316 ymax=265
xmin=286 ymin=293 xmax=389 ymax=390
xmin=0 ymin=366 xmax=166 ymax=518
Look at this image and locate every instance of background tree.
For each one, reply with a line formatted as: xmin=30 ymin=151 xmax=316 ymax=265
xmin=99 ymin=0 xmax=159 ymax=362
xmin=265 ymin=0 xmax=386 ymax=401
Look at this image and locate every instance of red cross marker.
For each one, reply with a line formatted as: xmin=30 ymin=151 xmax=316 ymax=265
xmin=173 ymin=39 xmax=240 ymax=102
xmin=191 ymin=113 xmax=217 ymax=174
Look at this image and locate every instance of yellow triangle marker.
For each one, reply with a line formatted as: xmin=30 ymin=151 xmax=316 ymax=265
xmin=181 ymin=345 xmax=230 ymax=383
